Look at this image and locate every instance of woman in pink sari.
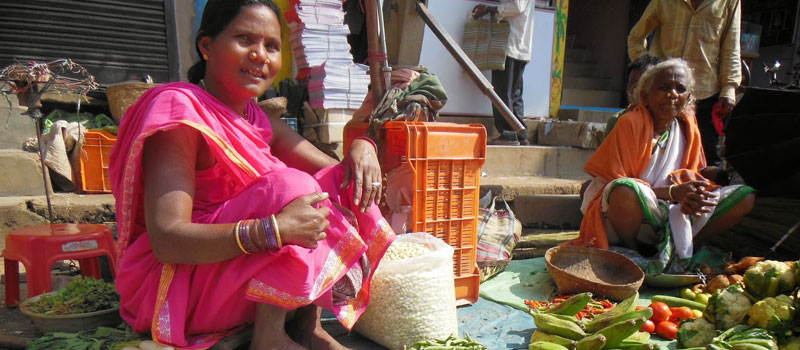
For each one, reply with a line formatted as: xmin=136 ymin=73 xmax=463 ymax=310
xmin=109 ymin=1 xmax=395 ymax=349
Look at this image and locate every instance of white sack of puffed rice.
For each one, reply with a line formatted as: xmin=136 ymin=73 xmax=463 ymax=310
xmin=354 ymin=232 xmax=458 ymax=350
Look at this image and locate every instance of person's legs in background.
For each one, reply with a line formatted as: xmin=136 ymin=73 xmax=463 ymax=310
xmin=510 ymin=58 xmax=528 ymax=145
xmin=695 ymin=95 xmax=721 ymax=166
xmin=491 ymin=56 xmax=526 ymax=145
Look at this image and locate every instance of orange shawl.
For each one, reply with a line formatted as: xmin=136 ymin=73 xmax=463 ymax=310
xmin=568 ymin=104 xmax=711 ymax=248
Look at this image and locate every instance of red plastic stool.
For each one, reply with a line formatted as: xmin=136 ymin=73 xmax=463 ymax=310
xmin=3 ymin=223 xmax=117 ymax=307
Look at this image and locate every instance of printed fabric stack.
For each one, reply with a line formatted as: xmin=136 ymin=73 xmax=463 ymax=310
xmin=286 ymin=0 xmax=369 ymax=110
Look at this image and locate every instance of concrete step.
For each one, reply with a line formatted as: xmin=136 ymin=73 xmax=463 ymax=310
xmin=0 ymin=150 xmax=45 ymax=196
xmin=562 ymin=76 xmax=615 ymax=90
xmin=513 ymin=228 xmax=580 ymax=259
xmin=0 ymin=97 xmax=37 ymax=150
xmin=561 ymin=88 xmax=622 ymax=108
xmin=483 ymin=145 xmax=594 ymax=178
xmin=558 ymin=107 xmax=622 ymax=123
xmin=563 ymin=62 xmax=601 ymax=77
xmin=564 ymin=48 xmax=591 ymax=63
xmin=479 ymin=175 xmax=585 ymax=202
xmin=513 ymin=194 xmax=582 ymax=229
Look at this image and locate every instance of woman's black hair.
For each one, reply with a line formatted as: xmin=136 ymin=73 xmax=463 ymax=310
xmin=187 ymin=0 xmax=283 ymax=84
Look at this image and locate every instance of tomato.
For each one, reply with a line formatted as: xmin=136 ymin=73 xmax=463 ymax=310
xmin=671 ymin=306 xmax=695 ymax=320
xmin=649 ymin=302 xmax=672 ymax=323
xmin=655 ymin=321 xmax=679 ymax=340
xmin=640 ymin=319 xmax=656 ymax=333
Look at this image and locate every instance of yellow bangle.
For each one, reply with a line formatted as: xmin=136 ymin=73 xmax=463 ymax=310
xmin=234 ymin=221 xmax=249 ymax=254
xmin=271 ymin=214 xmax=282 ymax=248
xmin=668 ymin=184 xmax=676 ymax=202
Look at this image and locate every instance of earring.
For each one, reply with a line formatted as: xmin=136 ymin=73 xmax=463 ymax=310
xmin=249 ymin=51 xmax=258 ymax=60
xmin=202 ymin=54 xmax=208 ymax=60
xmin=265 ymin=58 xmax=271 ymax=64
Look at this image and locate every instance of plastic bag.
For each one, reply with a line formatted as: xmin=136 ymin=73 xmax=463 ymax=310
xmin=354 ymin=233 xmax=458 ymax=350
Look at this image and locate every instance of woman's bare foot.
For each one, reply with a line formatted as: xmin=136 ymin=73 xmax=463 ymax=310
xmin=287 ymin=305 xmax=350 ymax=350
xmin=251 ymin=303 xmax=308 ymax=350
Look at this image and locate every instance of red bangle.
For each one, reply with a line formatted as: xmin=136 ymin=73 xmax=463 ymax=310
xmin=354 ymin=136 xmax=378 ymax=152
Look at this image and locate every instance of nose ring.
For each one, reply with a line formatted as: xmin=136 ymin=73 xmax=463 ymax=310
xmin=249 ymin=51 xmax=258 ymax=60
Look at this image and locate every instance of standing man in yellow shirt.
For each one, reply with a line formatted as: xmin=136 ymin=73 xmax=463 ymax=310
xmin=628 ymin=0 xmax=741 ymax=166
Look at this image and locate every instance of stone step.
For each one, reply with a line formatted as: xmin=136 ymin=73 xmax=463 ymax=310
xmin=563 ymin=76 xmax=615 ymax=91
xmin=564 ymin=48 xmax=591 ymax=63
xmin=513 ymin=194 xmax=582 ymax=229
xmin=0 ymin=97 xmax=37 ymax=150
xmin=558 ymin=107 xmax=621 ymax=123
xmin=0 ymin=150 xmax=45 ymax=196
xmin=563 ymin=62 xmax=602 ymax=77
xmin=561 ymin=88 xmax=622 ymax=108
xmin=483 ymin=145 xmax=593 ymax=178
xmin=479 ymin=175 xmax=585 ymax=202
xmin=513 ymin=228 xmax=580 ymax=259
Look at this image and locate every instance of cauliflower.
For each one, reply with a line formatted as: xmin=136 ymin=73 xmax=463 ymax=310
xmin=744 ymin=260 xmax=796 ymax=299
xmin=748 ymin=294 xmax=796 ymax=335
xmin=678 ymin=317 xmax=717 ymax=348
xmin=706 ymin=283 xmax=753 ymax=330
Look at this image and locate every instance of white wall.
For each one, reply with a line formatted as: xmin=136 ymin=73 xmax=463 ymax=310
xmin=419 ymin=1 xmax=555 ymax=118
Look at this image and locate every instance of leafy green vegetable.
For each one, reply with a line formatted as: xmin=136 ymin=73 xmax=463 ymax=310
xmin=28 ymin=326 xmax=144 ymax=350
xmin=405 ymin=333 xmax=487 ymax=350
xmin=25 ymin=276 xmax=119 ymax=315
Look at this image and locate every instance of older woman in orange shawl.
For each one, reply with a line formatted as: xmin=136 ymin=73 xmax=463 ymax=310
xmin=570 ymin=59 xmax=755 ymax=273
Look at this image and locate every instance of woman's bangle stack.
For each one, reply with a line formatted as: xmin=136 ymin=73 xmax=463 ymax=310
xmin=234 ymin=215 xmax=282 ymax=254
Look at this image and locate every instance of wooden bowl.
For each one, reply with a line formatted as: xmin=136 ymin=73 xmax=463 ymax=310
xmin=545 ymin=245 xmax=644 ymax=301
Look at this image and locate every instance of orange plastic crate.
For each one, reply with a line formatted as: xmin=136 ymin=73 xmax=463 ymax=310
xmin=79 ymin=129 xmax=116 ymax=194
xmin=344 ymin=121 xmax=486 ymax=304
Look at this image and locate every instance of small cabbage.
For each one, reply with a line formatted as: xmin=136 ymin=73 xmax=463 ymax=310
xmin=677 ymin=317 xmax=717 ymax=348
xmin=744 ymin=260 xmax=796 ymax=299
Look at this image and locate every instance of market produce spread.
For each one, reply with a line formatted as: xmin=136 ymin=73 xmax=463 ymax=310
xmin=522 ymin=257 xmax=800 ymax=350
xmin=24 ymin=276 xmax=119 ymax=315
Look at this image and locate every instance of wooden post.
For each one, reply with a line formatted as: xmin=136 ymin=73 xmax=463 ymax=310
xmin=365 ymin=0 xmax=386 ymax=99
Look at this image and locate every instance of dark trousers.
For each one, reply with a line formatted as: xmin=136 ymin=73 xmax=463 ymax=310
xmin=695 ymin=94 xmax=721 ymax=166
xmin=491 ymin=56 xmax=527 ymax=134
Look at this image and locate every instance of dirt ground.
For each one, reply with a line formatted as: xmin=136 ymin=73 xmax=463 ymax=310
xmin=0 ymin=276 xmax=381 ymax=350
xmin=0 ymin=280 xmax=38 ymax=350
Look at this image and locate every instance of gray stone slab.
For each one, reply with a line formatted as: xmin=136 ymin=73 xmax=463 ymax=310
xmin=0 ymin=150 xmax=45 ymax=196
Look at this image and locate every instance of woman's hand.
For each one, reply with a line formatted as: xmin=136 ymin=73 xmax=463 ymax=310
xmin=673 ymin=181 xmax=718 ymax=217
xmin=276 ymin=192 xmax=331 ymax=249
xmin=340 ymin=138 xmax=382 ymax=213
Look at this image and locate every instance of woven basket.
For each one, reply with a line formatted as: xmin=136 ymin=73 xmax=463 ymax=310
xmin=106 ymin=82 xmax=157 ymax=123
xmin=545 ymin=246 xmax=644 ymax=301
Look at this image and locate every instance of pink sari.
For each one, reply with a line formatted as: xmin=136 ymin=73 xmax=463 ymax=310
xmin=109 ymin=82 xmax=395 ymax=349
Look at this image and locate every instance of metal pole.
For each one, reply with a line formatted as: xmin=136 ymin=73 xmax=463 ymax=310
xmin=415 ymin=1 xmax=526 ymax=133
xmin=33 ymin=112 xmax=55 ymax=223
xmin=376 ymin=0 xmax=392 ymax=92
